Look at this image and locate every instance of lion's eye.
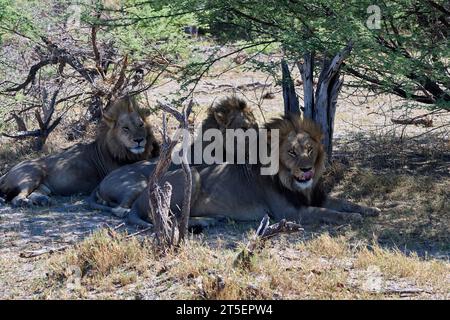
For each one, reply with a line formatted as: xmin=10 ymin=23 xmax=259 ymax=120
xmin=307 ymin=146 xmax=313 ymax=155
xmin=123 ymin=127 xmax=130 ymax=132
xmin=288 ymin=150 xmax=296 ymax=157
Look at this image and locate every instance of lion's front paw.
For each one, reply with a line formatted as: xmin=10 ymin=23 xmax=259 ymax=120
xmin=11 ymin=196 xmax=32 ymax=208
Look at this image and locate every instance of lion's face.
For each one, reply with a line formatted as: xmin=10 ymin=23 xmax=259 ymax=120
xmin=265 ymin=114 xmax=325 ymax=193
xmin=279 ymin=131 xmax=322 ymax=191
xmin=99 ymin=97 xmax=159 ymax=161
xmin=114 ymin=112 xmax=148 ymax=155
xmin=206 ymin=96 xmax=258 ymax=132
xmin=214 ymin=107 xmax=257 ymax=131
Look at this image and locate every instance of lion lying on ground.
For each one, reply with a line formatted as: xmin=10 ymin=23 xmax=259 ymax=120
xmin=88 ymin=96 xmax=258 ymax=217
xmin=87 ymin=160 xmax=157 ymax=217
xmin=0 ymin=97 xmax=160 ymax=207
xmin=126 ymin=114 xmax=380 ymax=227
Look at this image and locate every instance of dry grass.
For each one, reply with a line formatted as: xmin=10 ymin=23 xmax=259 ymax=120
xmin=332 ymin=166 xmax=450 ymax=250
xmin=46 ymin=229 xmax=155 ymax=297
xmin=354 ymin=245 xmax=449 ymax=291
xmin=43 ymin=230 xmax=449 ymax=300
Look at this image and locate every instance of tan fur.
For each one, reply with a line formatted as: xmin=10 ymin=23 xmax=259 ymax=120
xmin=0 ymin=96 xmax=160 ymax=207
xmin=203 ymin=95 xmax=257 ymax=131
xmin=90 ymin=95 xmax=257 ymax=217
xmin=265 ymin=113 xmax=326 ymax=196
xmin=127 ymin=113 xmax=380 ymax=227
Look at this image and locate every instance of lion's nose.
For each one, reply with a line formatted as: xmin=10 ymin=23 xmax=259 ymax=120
xmin=134 ymin=138 xmax=144 ymax=144
xmin=301 ymin=167 xmax=313 ymax=172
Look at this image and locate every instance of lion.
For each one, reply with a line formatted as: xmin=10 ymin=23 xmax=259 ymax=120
xmin=188 ymin=95 xmax=258 ymax=165
xmin=87 ymin=160 xmax=157 ymax=217
xmin=88 ymin=162 xmax=203 ymax=228
xmin=88 ymin=95 xmax=258 ymax=217
xmin=202 ymin=95 xmax=257 ymax=132
xmin=0 ymin=97 xmax=160 ymax=207
xmin=126 ymin=166 xmax=204 ymax=228
xmin=125 ymin=113 xmax=380 ymax=227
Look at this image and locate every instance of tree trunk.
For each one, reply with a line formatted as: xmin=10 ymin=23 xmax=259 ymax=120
xmin=281 ymin=59 xmax=300 ymax=114
xmin=283 ymin=41 xmax=353 ymax=160
xmin=299 ymin=52 xmax=314 ymax=119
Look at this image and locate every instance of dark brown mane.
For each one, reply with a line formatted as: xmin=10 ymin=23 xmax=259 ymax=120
xmin=211 ymin=95 xmax=248 ymax=113
xmin=203 ymin=96 xmax=252 ymax=130
xmin=271 ymin=174 xmax=327 ymax=208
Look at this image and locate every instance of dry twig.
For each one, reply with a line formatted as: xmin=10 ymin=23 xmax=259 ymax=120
xmin=147 ymin=100 xmax=194 ymax=249
xmin=234 ymin=215 xmax=303 ymax=268
xmin=20 ymin=245 xmax=70 ymax=258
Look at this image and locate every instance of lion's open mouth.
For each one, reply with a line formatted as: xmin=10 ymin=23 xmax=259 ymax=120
xmin=130 ymin=146 xmax=145 ymax=154
xmin=292 ymin=169 xmax=314 ymax=189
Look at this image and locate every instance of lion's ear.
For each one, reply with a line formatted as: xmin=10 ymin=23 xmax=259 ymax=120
xmin=214 ymin=111 xmax=227 ymax=126
xmin=102 ymin=114 xmax=116 ymax=128
xmin=139 ymin=107 xmax=151 ymax=119
xmin=127 ymin=97 xmax=136 ymax=113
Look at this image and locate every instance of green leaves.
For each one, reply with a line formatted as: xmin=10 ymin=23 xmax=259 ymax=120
xmin=179 ymin=0 xmax=449 ymax=109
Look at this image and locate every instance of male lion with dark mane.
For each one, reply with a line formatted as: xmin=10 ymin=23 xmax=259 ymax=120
xmin=189 ymin=95 xmax=258 ymax=165
xmin=0 ymin=97 xmax=160 ymax=207
xmin=126 ymin=113 xmax=380 ymax=227
xmin=88 ymin=96 xmax=258 ymax=217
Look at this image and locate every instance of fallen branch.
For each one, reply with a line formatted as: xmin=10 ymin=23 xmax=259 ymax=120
xmin=3 ymin=130 xmax=42 ymax=139
xmin=113 ymin=222 xmax=126 ymax=230
xmin=233 ymin=215 xmax=303 ymax=268
xmin=125 ymin=226 xmax=153 ymax=239
xmin=391 ymin=116 xmax=433 ymax=127
xmin=20 ymin=245 xmax=70 ymax=258
xmin=202 ymin=81 xmax=272 ymax=93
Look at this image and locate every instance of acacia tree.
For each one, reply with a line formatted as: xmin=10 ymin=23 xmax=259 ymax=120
xmin=119 ymin=0 xmax=449 ymax=157
xmin=186 ymin=0 xmax=449 ymax=109
xmin=2 ymin=0 xmax=448 ymax=152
